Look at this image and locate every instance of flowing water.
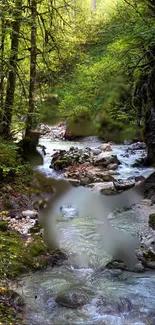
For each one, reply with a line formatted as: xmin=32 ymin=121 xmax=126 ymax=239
xmin=16 ymin=137 xmax=155 ymax=325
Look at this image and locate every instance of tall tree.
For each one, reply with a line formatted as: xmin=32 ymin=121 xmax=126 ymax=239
xmin=0 ymin=0 xmax=6 ymax=127
xmin=91 ymin=0 xmax=96 ymax=10
xmin=2 ymin=0 xmax=22 ymax=138
xmin=25 ymin=0 xmax=37 ymax=137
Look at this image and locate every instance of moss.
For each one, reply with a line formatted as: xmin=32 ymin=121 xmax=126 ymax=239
xmin=0 ymin=288 xmax=25 ymax=325
xmin=0 ymin=230 xmax=48 ymax=279
xmin=26 ymin=236 xmax=45 ymax=257
xmin=0 ymin=228 xmax=67 ymax=281
xmin=149 ymin=213 xmax=155 ymax=230
xmin=143 ymin=249 xmax=155 ymax=261
xmin=0 ymin=220 xmax=9 ymax=231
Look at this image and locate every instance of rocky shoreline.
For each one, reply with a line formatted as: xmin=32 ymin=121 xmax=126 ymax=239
xmin=1 ymin=125 xmax=155 ymax=324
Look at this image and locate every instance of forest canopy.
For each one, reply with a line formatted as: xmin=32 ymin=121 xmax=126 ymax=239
xmin=0 ymin=0 xmax=155 ymax=142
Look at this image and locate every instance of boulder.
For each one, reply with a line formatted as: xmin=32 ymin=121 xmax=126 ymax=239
xmin=60 ymin=205 xmax=78 ymax=218
xmin=67 ymin=178 xmax=81 ymax=187
xmin=55 ymin=291 xmax=89 ymax=308
xmin=80 ymin=176 xmax=92 ymax=186
xmin=130 ymin=142 xmax=146 ymax=150
xmin=93 ymin=152 xmax=120 ymax=167
xmin=88 ymin=182 xmax=116 ymax=195
xmin=113 ymin=178 xmax=135 ymax=191
xmin=88 ymin=168 xmax=115 ymax=182
xmin=141 ymin=248 xmax=155 ymax=269
xmin=124 ymin=139 xmax=134 ymax=145
xmin=98 ymin=144 xmax=112 ymax=152
xmin=91 ymin=148 xmax=102 ymax=155
xmin=96 ymin=295 xmax=133 ymax=314
xmin=107 ymin=163 xmax=118 ymax=170
xmin=22 ymin=210 xmax=38 ymax=219
xmin=51 ymin=147 xmax=92 ymax=170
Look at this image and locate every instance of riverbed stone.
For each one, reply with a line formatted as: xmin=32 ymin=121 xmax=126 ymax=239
xmin=107 ymin=163 xmax=118 ymax=170
xmin=96 ymin=295 xmax=133 ymax=314
xmin=22 ymin=210 xmax=38 ymax=219
xmin=93 ymin=152 xmax=120 ymax=167
xmin=50 ymin=147 xmax=92 ymax=170
xmin=130 ymin=142 xmax=146 ymax=150
xmin=88 ymin=182 xmax=116 ymax=195
xmin=113 ymin=178 xmax=135 ymax=191
xmin=98 ymin=144 xmax=112 ymax=152
xmin=60 ymin=205 xmax=78 ymax=218
xmin=124 ymin=139 xmax=134 ymax=145
xmin=67 ymin=178 xmax=81 ymax=187
xmin=90 ymin=148 xmax=102 ymax=155
xmin=55 ymin=291 xmax=89 ymax=308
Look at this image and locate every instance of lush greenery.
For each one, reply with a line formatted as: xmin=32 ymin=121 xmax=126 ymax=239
xmin=0 ymin=0 xmax=155 ymax=143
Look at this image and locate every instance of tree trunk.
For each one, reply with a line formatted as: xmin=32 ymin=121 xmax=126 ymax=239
xmin=91 ymin=0 xmax=96 ymax=10
xmin=25 ymin=0 xmax=37 ymax=137
xmin=2 ymin=0 xmax=22 ymax=138
xmin=0 ymin=0 xmax=5 ymax=129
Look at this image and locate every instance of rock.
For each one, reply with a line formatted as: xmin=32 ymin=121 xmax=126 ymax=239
xmin=96 ymin=295 xmax=133 ymax=314
xmin=60 ymin=205 xmax=78 ymax=218
xmin=91 ymin=148 xmax=102 ymax=155
xmin=113 ymin=178 xmax=135 ymax=191
xmin=149 ymin=213 xmax=155 ymax=230
xmin=98 ymin=144 xmax=112 ymax=152
xmin=124 ymin=139 xmax=134 ymax=145
xmin=130 ymin=142 xmax=146 ymax=150
xmin=144 ymin=172 xmax=155 ymax=203
xmin=55 ymin=291 xmax=89 ymax=308
xmin=135 ymin=175 xmax=145 ymax=182
xmin=22 ymin=210 xmax=38 ymax=218
xmin=93 ymin=152 xmax=120 ymax=167
xmin=132 ymin=157 xmax=147 ymax=167
xmin=65 ymin=165 xmax=115 ymax=186
xmin=142 ymin=248 xmax=155 ymax=268
xmin=40 ymin=124 xmax=66 ymax=140
xmin=107 ymin=163 xmax=118 ymax=170
xmin=67 ymin=178 xmax=81 ymax=187
xmin=88 ymin=182 xmax=116 ymax=195
xmin=51 ymin=147 xmax=92 ymax=170
xmin=134 ymin=262 xmax=145 ymax=272
xmin=80 ymin=176 xmax=92 ymax=186
xmin=105 ymin=260 xmax=128 ymax=271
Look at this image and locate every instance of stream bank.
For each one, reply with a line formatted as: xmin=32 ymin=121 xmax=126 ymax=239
xmin=12 ymin=132 xmax=155 ymax=324
xmin=1 ymin=126 xmax=155 ymax=325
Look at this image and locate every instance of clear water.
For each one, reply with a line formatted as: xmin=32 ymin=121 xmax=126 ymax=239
xmin=16 ymin=138 xmax=155 ymax=325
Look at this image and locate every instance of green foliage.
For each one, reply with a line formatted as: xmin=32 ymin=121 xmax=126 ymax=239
xmin=1 ymin=0 xmax=155 ymax=140
xmin=0 ymin=229 xmax=47 ymax=279
xmin=0 ymin=138 xmax=31 ymax=185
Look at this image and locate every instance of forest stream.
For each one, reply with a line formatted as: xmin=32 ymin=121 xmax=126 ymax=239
xmin=12 ymin=137 xmax=155 ymax=325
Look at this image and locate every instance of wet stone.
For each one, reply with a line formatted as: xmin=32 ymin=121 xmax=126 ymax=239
xmin=60 ymin=205 xmax=78 ymax=218
xmin=55 ymin=291 xmax=89 ymax=308
xmin=96 ymin=295 xmax=133 ymax=314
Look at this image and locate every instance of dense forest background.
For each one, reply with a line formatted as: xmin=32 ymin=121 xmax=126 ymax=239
xmin=1 ymin=0 xmax=155 ymax=174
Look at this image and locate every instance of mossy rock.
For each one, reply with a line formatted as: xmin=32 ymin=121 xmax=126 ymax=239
xmin=0 ymin=220 xmax=9 ymax=231
xmin=143 ymin=249 xmax=155 ymax=261
xmin=0 ymin=230 xmax=47 ymax=279
xmin=149 ymin=213 xmax=155 ymax=230
xmin=52 ymin=158 xmax=72 ymax=170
